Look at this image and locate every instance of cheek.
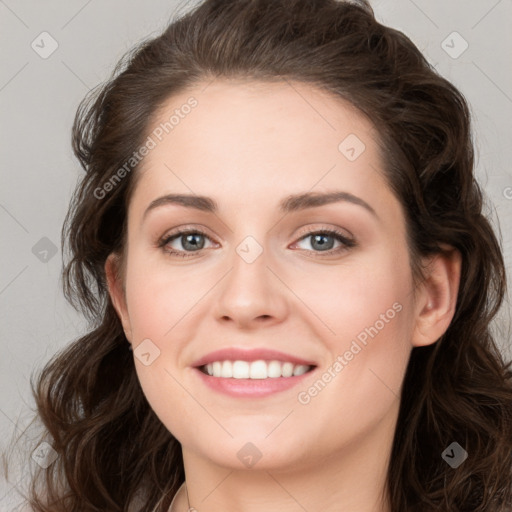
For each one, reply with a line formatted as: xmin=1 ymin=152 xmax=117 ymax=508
xmin=301 ymin=244 xmax=412 ymax=345
xmin=122 ymin=255 xmax=202 ymax=432
xmin=300 ymin=246 xmax=414 ymax=414
xmin=123 ymin=253 xmax=202 ymax=341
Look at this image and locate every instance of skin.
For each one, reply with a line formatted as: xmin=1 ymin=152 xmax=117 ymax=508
xmin=106 ymin=78 xmax=461 ymax=512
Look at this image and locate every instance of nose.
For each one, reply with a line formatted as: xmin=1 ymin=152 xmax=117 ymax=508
xmin=212 ymin=239 xmax=289 ymax=330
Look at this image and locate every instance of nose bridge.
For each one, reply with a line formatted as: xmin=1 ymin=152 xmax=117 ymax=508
xmin=227 ymin=230 xmax=271 ymax=296
xmin=224 ymin=208 xmax=271 ymax=273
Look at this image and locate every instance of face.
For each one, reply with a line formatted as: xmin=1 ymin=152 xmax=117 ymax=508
xmin=107 ymin=79 xmax=433 ymax=472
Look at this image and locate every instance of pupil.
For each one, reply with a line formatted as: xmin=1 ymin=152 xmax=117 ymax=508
xmin=313 ymin=234 xmax=333 ymax=251
xmin=184 ymin=233 xmax=204 ymax=251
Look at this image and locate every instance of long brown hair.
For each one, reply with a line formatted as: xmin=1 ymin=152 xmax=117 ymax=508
xmin=3 ymin=0 xmax=511 ymax=510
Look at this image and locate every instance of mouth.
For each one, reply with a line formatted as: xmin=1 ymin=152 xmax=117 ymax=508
xmin=191 ymin=347 xmax=318 ymax=397
xmin=197 ymin=360 xmax=316 ymax=379
xmin=192 ymin=359 xmax=317 ymax=398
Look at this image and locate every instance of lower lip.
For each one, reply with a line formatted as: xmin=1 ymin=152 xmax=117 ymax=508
xmin=192 ymin=367 xmax=315 ymax=398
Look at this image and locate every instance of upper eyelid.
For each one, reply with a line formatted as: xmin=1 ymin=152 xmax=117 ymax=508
xmin=160 ymin=224 xmax=352 ymax=238
xmin=160 ymin=225 xmax=217 ymax=243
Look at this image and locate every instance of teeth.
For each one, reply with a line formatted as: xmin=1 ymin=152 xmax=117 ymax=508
xmin=202 ymin=360 xmax=312 ymax=379
xmin=249 ymin=360 xmax=267 ymax=379
xmin=282 ymin=362 xmax=294 ymax=377
xmin=233 ymin=360 xmax=249 ymax=378
xmin=267 ymin=360 xmax=282 ymax=378
xmin=221 ymin=361 xmax=232 ymax=378
xmin=292 ymin=364 xmax=309 ymax=376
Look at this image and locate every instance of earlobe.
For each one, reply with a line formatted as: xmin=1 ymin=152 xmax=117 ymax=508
xmin=105 ymin=253 xmax=133 ymax=342
xmin=411 ymin=245 xmax=462 ymax=348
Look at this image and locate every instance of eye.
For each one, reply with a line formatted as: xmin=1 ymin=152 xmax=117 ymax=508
xmin=158 ymin=228 xmax=216 ymax=258
xmin=291 ymin=227 xmax=356 ymax=256
xmin=157 ymin=225 xmax=356 ymax=258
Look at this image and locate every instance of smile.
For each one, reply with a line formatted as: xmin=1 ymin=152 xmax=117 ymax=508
xmin=191 ymin=347 xmax=318 ymax=397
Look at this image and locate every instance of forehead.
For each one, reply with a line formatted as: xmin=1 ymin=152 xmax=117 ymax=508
xmin=128 ymin=78 xmax=395 ymax=220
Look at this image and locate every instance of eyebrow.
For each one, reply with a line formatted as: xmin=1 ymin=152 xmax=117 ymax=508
xmin=142 ymin=191 xmax=378 ymax=220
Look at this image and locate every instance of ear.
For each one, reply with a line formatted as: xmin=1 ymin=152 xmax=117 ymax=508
xmin=411 ymin=245 xmax=462 ymax=347
xmin=105 ymin=253 xmax=133 ymax=343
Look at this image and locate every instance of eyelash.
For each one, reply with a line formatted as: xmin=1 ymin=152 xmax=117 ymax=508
xmin=157 ymin=226 xmax=356 ymax=259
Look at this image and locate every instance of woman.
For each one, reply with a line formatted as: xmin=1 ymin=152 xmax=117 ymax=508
xmin=7 ymin=0 xmax=512 ymax=510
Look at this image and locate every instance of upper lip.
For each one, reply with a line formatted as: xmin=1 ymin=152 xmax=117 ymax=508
xmin=191 ymin=348 xmax=317 ymax=368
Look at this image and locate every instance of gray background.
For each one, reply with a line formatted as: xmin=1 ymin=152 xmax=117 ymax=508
xmin=1 ymin=0 xmax=511 ymax=509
